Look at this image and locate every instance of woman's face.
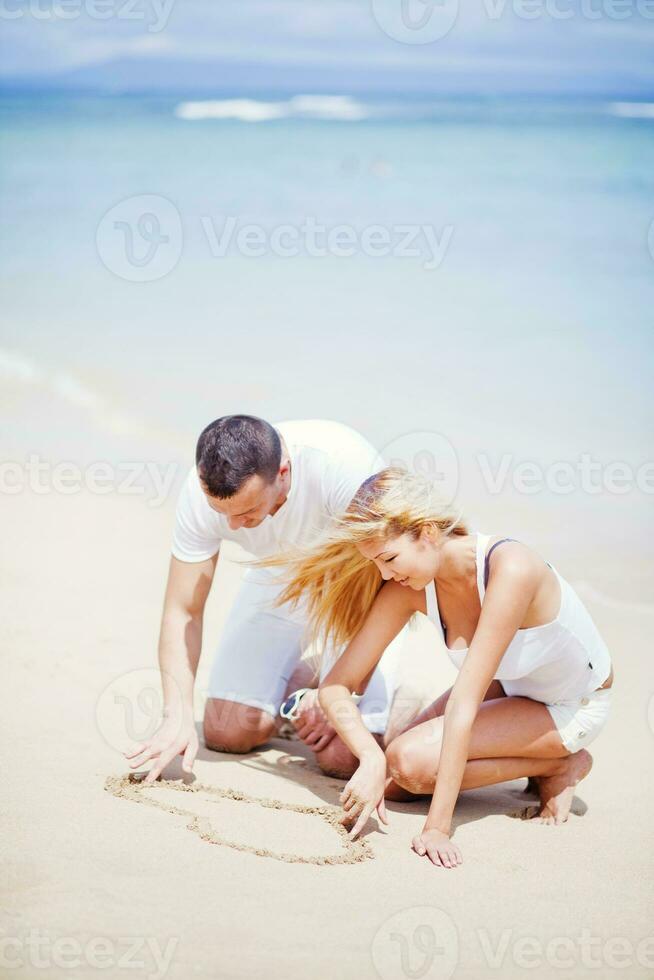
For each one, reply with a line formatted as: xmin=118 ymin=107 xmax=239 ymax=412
xmin=358 ymin=527 xmax=440 ymax=590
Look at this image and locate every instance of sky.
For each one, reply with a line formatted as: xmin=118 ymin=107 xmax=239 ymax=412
xmin=1 ymin=0 xmax=654 ymax=96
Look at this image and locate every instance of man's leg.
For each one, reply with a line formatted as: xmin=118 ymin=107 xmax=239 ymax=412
xmin=203 ymin=569 xmax=305 ymax=754
xmin=203 ymin=700 xmax=278 ymax=754
xmin=313 ymin=628 xmax=407 ymax=780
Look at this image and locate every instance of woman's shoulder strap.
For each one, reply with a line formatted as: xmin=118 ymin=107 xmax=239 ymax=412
xmin=482 ymin=537 xmax=521 ymax=593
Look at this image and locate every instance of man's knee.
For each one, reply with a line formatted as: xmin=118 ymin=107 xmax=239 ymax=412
xmin=203 ymin=698 xmax=276 ymax=754
xmin=315 ymin=733 xmax=386 ymax=780
xmin=314 ymin=737 xmax=358 ymax=780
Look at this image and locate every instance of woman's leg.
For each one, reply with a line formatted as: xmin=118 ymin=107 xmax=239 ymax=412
xmin=385 ymin=695 xmax=591 ymax=823
xmin=383 ymin=680 xmax=506 ymax=802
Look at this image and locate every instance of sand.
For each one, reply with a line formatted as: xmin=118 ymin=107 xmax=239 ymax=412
xmin=105 ymin=774 xmax=372 ymax=865
xmin=2 ymin=486 xmax=653 ymax=980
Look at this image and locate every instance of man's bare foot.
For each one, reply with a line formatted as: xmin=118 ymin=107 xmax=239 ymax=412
xmin=530 ymin=749 xmax=593 ymax=824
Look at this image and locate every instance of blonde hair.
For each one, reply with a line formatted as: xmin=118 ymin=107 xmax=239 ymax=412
xmin=259 ymin=467 xmax=469 ymax=650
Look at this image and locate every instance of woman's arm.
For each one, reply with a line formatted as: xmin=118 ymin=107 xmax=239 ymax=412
xmin=319 ymin=578 xmax=419 ymax=761
xmin=423 ymin=547 xmax=541 ymax=836
xmin=319 ymin=579 xmax=419 ymax=838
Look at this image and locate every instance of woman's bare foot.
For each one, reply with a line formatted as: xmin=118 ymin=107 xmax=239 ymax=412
xmin=530 ymin=749 xmax=593 ymax=824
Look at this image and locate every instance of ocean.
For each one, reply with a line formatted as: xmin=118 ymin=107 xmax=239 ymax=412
xmin=1 ymin=93 xmax=653 ymax=600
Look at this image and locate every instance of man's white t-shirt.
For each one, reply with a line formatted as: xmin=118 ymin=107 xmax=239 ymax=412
xmin=171 ymin=419 xmax=382 ymax=562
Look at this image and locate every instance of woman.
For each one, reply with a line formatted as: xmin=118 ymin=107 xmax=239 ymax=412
xmin=270 ymin=467 xmax=614 ymax=869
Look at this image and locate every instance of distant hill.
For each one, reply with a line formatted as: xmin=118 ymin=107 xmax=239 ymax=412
xmin=1 ymin=54 xmax=651 ymax=99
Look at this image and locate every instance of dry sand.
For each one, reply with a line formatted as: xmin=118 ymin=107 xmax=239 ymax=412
xmin=105 ymin=774 xmax=372 ymax=865
xmin=2 ymin=487 xmax=653 ymax=980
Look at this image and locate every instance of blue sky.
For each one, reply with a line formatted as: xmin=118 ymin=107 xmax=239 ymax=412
xmin=1 ymin=0 xmax=654 ymax=95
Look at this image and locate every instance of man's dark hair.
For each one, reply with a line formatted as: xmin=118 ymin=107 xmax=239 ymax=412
xmin=195 ymin=415 xmax=282 ymax=499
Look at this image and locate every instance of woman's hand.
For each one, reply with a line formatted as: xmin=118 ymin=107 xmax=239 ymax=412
xmin=340 ymin=752 xmax=388 ymax=840
xmin=411 ymin=827 xmax=462 ymax=868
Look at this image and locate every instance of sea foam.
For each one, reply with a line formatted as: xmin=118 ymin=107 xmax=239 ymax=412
xmin=174 ymin=95 xmax=369 ymax=123
xmin=607 ymin=101 xmax=654 ymax=120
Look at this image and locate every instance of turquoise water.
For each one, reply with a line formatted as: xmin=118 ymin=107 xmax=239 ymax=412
xmin=1 ymin=94 xmax=653 ymax=592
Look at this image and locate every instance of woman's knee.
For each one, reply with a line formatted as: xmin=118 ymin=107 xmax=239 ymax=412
xmin=386 ymin=734 xmax=438 ymax=794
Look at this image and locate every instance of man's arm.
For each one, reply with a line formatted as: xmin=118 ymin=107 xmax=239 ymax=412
xmin=124 ymin=552 xmax=218 ymax=783
xmin=158 ymin=553 xmax=219 ymax=717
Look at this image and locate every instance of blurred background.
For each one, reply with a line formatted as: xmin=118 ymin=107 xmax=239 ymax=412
xmin=1 ymin=0 xmax=653 ymax=601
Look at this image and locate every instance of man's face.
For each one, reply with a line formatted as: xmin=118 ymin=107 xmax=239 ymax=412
xmin=200 ymin=470 xmax=286 ymax=531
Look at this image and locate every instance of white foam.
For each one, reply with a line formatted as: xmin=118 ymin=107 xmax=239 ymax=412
xmin=288 ymin=95 xmax=369 ymax=121
xmin=0 ymin=347 xmax=43 ymax=383
xmin=103 ymin=410 xmax=150 ymax=438
xmin=50 ymin=372 xmax=102 ymax=408
xmin=175 ymin=95 xmax=369 ymax=123
xmin=607 ymin=102 xmax=654 ymax=120
xmin=175 ymin=99 xmax=289 ymax=122
xmin=0 ymin=346 xmax=173 ymax=447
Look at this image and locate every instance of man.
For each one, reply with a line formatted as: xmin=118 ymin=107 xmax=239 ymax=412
xmin=124 ymin=415 xmax=405 ymax=784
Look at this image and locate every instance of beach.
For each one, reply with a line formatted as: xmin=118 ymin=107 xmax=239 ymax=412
xmin=1 ymin=89 xmax=653 ymax=978
xmin=2 ymin=447 xmax=653 ymax=979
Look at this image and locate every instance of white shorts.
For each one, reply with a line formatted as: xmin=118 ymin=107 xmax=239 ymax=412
xmin=545 ymin=687 xmax=612 ymax=754
xmin=207 ymin=567 xmax=404 ymax=735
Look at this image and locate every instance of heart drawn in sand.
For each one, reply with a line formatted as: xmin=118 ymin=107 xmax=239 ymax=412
xmin=104 ymin=774 xmax=373 ymax=865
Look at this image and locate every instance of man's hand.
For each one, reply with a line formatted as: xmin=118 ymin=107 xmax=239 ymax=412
xmin=123 ymin=713 xmax=198 ymax=785
xmin=292 ymin=689 xmax=337 ymax=753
